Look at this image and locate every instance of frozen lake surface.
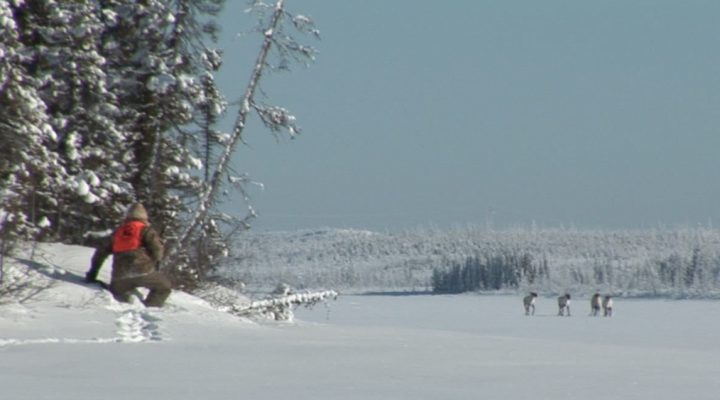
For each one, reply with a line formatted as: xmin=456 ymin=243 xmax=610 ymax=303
xmin=294 ymin=294 xmax=720 ymax=399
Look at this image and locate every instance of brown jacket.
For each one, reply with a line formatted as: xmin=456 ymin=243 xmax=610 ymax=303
xmin=88 ymin=219 xmax=164 ymax=281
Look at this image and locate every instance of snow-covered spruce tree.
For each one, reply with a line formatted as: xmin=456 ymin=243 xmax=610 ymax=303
xmin=166 ymin=0 xmax=319 ymax=287
xmin=158 ymin=0 xmax=253 ymax=288
xmin=1 ymin=0 xmax=136 ymax=247
xmin=0 ymin=1 xmax=35 ymax=247
xmin=26 ymin=1 xmax=132 ymax=242
xmin=184 ymin=68 xmax=263 ymax=287
xmin=189 ymin=70 xmax=231 ymax=282
xmin=94 ymin=0 xmax=233 ymax=287
xmin=99 ymin=0 xmax=200 ymax=228
xmin=0 ymin=0 xmax=65 ymax=248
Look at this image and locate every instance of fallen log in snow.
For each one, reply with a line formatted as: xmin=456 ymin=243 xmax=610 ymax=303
xmin=230 ymin=290 xmax=339 ymax=321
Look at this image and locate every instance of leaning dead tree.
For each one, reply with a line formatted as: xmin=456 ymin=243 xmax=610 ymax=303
xmin=166 ymin=0 xmax=318 ymax=266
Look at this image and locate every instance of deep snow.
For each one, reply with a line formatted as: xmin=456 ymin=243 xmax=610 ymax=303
xmin=2 ymin=243 xmax=720 ymax=399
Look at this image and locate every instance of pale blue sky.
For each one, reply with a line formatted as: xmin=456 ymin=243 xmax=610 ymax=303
xmin=216 ymin=1 xmax=720 ymax=232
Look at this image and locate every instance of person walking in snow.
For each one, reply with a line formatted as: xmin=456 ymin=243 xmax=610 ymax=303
xmin=557 ymin=293 xmax=571 ymax=316
xmin=590 ymin=293 xmax=602 ymax=316
xmin=602 ymin=295 xmax=613 ymax=317
xmin=85 ymin=203 xmax=172 ymax=307
xmin=523 ymin=292 xmax=538 ymax=316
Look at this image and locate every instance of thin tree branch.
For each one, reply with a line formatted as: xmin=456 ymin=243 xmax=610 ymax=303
xmin=169 ymin=0 xmax=286 ymax=260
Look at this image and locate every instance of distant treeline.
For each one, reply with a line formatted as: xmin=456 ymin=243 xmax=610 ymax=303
xmin=431 ymin=252 xmax=548 ymax=293
xmin=218 ymin=227 xmax=720 ymax=298
xmin=430 ymin=247 xmax=720 ymax=296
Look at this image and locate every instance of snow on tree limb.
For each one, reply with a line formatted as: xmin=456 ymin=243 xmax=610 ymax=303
xmin=229 ymin=290 xmax=338 ymax=320
xmin=171 ymin=0 xmax=316 ymax=264
xmin=170 ymin=0 xmax=286 ymax=259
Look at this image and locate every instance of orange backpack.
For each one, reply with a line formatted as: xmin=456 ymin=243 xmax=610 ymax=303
xmin=112 ymin=220 xmax=146 ymax=253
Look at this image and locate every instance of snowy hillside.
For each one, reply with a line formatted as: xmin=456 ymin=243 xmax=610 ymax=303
xmin=218 ymin=226 xmax=720 ymax=296
xmin=0 ymin=243 xmax=254 ymax=344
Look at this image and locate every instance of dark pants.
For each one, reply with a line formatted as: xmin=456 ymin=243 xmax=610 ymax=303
xmin=110 ymin=271 xmax=172 ymax=307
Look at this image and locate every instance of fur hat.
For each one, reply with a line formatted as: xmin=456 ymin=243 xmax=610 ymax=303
xmin=126 ymin=203 xmax=149 ymax=222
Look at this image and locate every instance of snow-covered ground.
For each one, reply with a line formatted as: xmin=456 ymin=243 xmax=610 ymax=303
xmin=2 ymin=243 xmax=720 ymax=399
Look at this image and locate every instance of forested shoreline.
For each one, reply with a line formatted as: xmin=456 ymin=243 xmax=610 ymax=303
xmin=218 ymin=226 xmax=720 ymax=298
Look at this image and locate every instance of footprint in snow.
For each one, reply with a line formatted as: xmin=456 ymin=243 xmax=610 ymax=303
xmin=115 ymin=309 xmax=162 ymax=343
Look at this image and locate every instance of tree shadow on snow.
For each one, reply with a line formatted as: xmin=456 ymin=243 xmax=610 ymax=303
xmin=14 ymin=258 xmax=109 ymax=291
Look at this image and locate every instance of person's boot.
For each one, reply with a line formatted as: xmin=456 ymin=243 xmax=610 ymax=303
xmin=143 ymin=289 xmax=171 ymax=307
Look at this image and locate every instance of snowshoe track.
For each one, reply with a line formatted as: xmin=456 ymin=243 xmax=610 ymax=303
xmin=115 ymin=309 xmax=163 ymax=342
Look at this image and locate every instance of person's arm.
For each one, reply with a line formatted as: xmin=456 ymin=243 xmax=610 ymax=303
xmin=86 ymin=239 xmax=112 ymax=282
xmin=142 ymin=226 xmax=164 ymax=266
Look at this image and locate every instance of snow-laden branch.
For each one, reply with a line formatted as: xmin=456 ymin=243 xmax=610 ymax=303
xmin=169 ymin=0 xmax=286 ymax=261
xmin=229 ymin=290 xmax=338 ymax=320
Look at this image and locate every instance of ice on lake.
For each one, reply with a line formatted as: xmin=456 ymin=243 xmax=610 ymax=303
xmin=292 ymin=294 xmax=720 ymax=399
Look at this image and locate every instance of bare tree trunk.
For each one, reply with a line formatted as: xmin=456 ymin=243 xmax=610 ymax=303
xmin=0 ymin=213 xmax=7 ymax=284
xmin=167 ymin=0 xmax=286 ymax=261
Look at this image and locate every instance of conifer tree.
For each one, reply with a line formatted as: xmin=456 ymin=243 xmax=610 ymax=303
xmin=1 ymin=0 xmax=318 ymax=290
xmin=35 ymin=1 xmax=132 ymax=241
xmin=0 ymin=0 xmax=64 ymax=243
